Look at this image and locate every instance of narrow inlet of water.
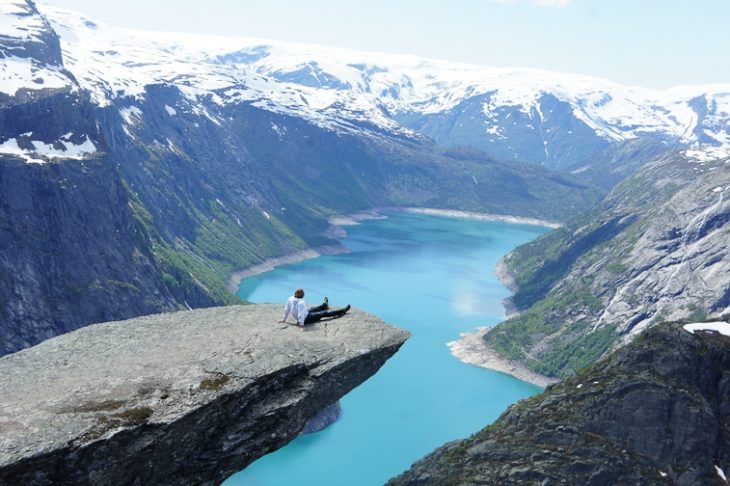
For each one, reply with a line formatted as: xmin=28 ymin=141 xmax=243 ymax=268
xmin=225 ymin=211 xmax=549 ymax=485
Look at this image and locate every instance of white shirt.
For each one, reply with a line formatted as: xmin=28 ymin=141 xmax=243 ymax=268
xmin=283 ymin=296 xmax=308 ymax=325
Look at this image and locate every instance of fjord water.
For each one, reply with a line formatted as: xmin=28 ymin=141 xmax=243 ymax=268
xmin=226 ymin=212 xmax=547 ymax=486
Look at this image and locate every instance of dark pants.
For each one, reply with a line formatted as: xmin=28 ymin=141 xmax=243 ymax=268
xmin=304 ymin=303 xmax=346 ymax=324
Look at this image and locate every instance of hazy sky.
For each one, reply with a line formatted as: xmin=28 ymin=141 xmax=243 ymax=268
xmin=40 ymin=0 xmax=730 ymax=89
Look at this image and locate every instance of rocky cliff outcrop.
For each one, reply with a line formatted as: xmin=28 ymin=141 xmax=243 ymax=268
xmin=484 ymin=151 xmax=730 ymax=378
xmin=390 ymin=322 xmax=730 ymax=486
xmin=0 ymin=304 xmax=409 ymax=485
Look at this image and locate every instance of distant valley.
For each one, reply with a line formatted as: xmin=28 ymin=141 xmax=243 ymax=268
xmin=0 ymin=0 xmax=601 ymax=354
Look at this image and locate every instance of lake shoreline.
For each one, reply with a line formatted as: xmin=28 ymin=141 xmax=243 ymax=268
xmin=447 ymin=220 xmax=559 ymax=388
xmin=403 ymin=208 xmax=562 ymax=229
xmin=227 ymin=210 xmax=388 ymax=293
xmin=447 ymin=327 xmax=559 ymax=388
xmin=227 ymin=245 xmax=347 ymax=294
xmin=495 ymin=258 xmax=519 ymax=318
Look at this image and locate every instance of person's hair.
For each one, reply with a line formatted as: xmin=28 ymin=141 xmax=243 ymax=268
xmin=294 ymin=288 xmax=304 ymax=298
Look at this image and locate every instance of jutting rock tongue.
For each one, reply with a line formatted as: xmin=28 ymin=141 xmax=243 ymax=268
xmin=0 ymin=304 xmax=409 ymax=485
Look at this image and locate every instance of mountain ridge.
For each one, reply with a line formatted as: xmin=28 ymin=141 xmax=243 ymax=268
xmin=1 ymin=1 xmax=727 ymax=171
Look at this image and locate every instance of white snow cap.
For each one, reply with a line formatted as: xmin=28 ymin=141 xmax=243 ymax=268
xmin=0 ymin=1 xmax=49 ymax=40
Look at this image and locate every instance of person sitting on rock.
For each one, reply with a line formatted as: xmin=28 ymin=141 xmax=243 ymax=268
xmin=279 ymin=288 xmax=350 ymax=331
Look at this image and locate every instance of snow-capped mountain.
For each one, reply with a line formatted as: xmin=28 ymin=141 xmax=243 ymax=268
xmin=2 ymin=0 xmax=729 ymax=169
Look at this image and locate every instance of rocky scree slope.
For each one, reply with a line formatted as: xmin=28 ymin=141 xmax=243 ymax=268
xmin=390 ymin=322 xmax=730 ymax=486
xmin=0 ymin=304 xmax=409 ymax=485
xmin=485 ymin=150 xmax=730 ymax=378
xmin=0 ymin=1 xmax=599 ymax=356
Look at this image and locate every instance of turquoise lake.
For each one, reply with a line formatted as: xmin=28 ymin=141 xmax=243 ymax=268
xmin=225 ymin=211 xmax=548 ymax=486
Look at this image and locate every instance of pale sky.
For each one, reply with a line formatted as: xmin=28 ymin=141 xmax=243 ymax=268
xmin=40 ymin=0 xmax=730 ymax=89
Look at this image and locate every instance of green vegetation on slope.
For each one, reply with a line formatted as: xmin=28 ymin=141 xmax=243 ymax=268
xmin=483 ymin=151 xmax=730 ymax=378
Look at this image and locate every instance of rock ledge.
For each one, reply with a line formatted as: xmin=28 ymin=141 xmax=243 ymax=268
xmin=0 ymin=304 xmax=409 ymax=485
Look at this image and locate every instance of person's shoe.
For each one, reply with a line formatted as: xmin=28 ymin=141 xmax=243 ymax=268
xmin=323 ymin=296 xmax=329 ymax=308
xmin=333 ymin=304 xmax=350 ymax=317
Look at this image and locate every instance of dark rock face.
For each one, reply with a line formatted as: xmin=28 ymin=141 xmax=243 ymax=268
xmin=0 ymin=88 xmax=195 ymax=355
xmin=390 ymin=323 xmax=730 ymax=485
xmin=0 ymin=304 xmax=409 ymax=485
xmin=0 ymin=155 xmax=181 ymax=355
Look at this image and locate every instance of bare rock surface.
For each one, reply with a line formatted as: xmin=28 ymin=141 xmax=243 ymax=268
xmin=0 ymin=304 xmax=409 ymax=485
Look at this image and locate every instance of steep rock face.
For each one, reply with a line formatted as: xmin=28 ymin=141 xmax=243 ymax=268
xmin=0 ymin=304 xmax=409 ymax=485
xmin=0 ymin=154 xmax=183 ymax=355
xmin=0 ymin=83 xmax=209 ymax=355
xmin=390 ymin=323 xmax=730 ymax=486
xmin=485 ymin=151 xmax=730 ymax=377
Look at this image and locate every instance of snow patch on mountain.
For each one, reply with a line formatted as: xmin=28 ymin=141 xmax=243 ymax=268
xmin=119 ymin=106 xmax=143 ymax=126
xmin=683 ymin=322 xmax=730 ymax=338
xmin=684 ymin=146 xmax=730 ymax=163
xmin=0 ymin=54 xmax=70 ymax=95
xmin=0 ymin=132 xmax=98 ymax=164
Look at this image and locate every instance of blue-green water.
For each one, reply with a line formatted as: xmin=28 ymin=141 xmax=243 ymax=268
xmin=225 ymin=212 xmax=548 ymax=486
